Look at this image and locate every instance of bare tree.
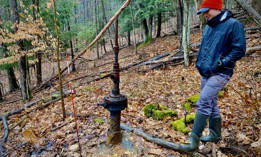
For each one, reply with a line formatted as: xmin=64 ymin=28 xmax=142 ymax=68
xmin=182 ymin=0 xmax=191 ymax=67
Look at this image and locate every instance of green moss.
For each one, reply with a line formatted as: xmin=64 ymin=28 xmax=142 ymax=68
xmin=186 ymin=91 xmax=224 ymax=105
xmin=218 ymin=91 xmax=224 ymax=98
xmin=137 ymin=36 xmax=153 ymax=49
xmin=144 ymin=104 xmax=177 ymax=120
xmin=171 ymin=113 xmax=196 ymax=134
xmin=51 ymin=92 xmax=60 ymax=100
xmin=94 ymin=118 xmax=104 ymax=124
xmin=187 ymin=93 xmax=200 ymax=103
xmin=171 ymin=120 xmax=189 ymax=134
xmin=144 ymin=103 xmax=158 ymax=117
xmin=159 ymin=105 xmax=168 ymax=110
xmin=182 ymin=102 xmax=191 ymax=112
xmin=152 ymin=110 xmax=165 ymax=120
xmin=162 ymin=109 xmax=177 ymax=117
xmin=180 ymin=113 xmax=196 ymax=123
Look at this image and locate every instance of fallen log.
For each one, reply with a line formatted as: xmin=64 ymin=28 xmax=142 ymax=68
xmin=0 ymin=91 xmax=71 ymax=121
xmin=78 ymin=55 xmax=165 ymax=85
xmin=138 ymin=52 xmax=198 ymax=73
xmin=0 ymin=99 xmax=42 ymax=121
xmin=246 ymin=45 xmax=261 ymax=54
xmin=234 ymin=0 xmax=261 ymax=27
xmin=135 ymin=52 xmax=170 ymax=67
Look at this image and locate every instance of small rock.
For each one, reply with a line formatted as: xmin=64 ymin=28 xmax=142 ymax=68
xmin=68 ymin=144 xmax=79 ymax=152
xmin=136 ymin=117 xmax=143 ymax=124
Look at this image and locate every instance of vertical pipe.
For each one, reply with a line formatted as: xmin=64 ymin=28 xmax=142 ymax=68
xmin=107 ymin=17 xmax=122 ymax=145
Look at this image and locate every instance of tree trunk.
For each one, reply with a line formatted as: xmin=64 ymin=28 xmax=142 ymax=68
xmin=148 ymin=15 xmax=153 ymax=38
xmin=0 ymin=82 xmax=3 ymax=101
xmin=182 ymin=0 xmax=191 ymax=67
xmin=82 ymin=0 xmax=86 ymax=24
xmin=52 ymin=0 xmax=66 ymax=120
xmin=6 ymin=66 xmax=19 ymax=92
xmin=127 ymin=31 xmax=131 ymax=46
xmin=9 ymin=0 xmax=32 ymax=100
xmin=156 ymin=12 xmax=162 ymax=38
xmin=34 ymin=0 xmax=42 ymax=85
xmin=67 ymin=20 xmax=76 ymax=72
xmin=2 ymin=44 xmax=19 ymax=92
xmin=19 ymin=55 xmax=31 ymax=100
xmin=36 ymin=52 xmax=42 ymax=85
xmin=177 ymin=0 xmax=183 ymax=34
xmin=130 ymin=2 xmax=137 ymax=54
xmin=234 ymin=0 xmax=261 ymax=27
xmin=142 ymin=19 xmax=149 ymax=42
xmin=95 ymin=0 xmax=99 ymax=59
xmin=198 ymin=0 xmax=206 ymax=29
xmin=101 ymin=0 xmax=114 ymax=50
xmin=74 ymin=5 xmax=79 ymax=53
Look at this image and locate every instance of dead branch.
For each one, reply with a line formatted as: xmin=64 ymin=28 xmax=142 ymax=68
xmin=51 ymin=119 xmax=74 ymax=132
xmin=0 ymin=116 xmax=9 ymax=155
xmin=244 ymin=27 xmax=261 ymax=32
xmin=246 ymin=45 xmax=261 ymax=54
xmin=220 ymin=147 xmax=251 ymax=157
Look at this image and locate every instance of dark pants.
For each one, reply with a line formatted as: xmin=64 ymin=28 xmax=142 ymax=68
xmin=196 ymin=73 xmax=230 ymax=117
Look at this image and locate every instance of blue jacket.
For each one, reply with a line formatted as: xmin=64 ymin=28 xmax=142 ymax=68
xmin=196 ymin=10 xmax=246 ymax=78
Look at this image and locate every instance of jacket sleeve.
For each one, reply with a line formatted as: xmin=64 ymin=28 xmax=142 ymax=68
xmin=221 ymin=21 xmax=246 ymax=68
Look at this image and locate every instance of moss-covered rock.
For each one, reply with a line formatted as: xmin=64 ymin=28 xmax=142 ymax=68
xmin=144 ymin=103 xmax=177 ymax=120
xmin=163 ymin=109 xmax=177 ymax=117
xmin=159 ymin=105 xmax=168 ymax=110
xmin=218 ymin=91 xmax=224 ymax=98
xmin=171 ymin=120 xmax=189 ymax=134
xmin=187 ymin=93 xmax=200 ymax=103
xmin=182 ymin=102 xmax=191 ymax=112
xmin=180 ymin=113 xmax=196 ymax=123
xmin=51 ymin=92 xmax=60 ymax=100
xmin=144 ymin=103 xmax=158 ymax=117
xmin=152 ymin=110 xmax=165 ymax=120
xmin=171 ymin=113 xmax=196 ymax=134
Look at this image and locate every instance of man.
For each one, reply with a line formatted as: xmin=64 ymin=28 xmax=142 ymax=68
xmin=180 ymin=0 xmax=246 ymax=152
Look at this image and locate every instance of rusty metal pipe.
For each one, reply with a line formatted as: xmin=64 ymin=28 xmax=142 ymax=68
xmin=98 ymin=17 xmax=128 ymax=145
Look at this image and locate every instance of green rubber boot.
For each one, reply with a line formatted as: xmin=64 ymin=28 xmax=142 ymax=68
xmin=179 ymin=112 xmax=209 ymax=152
xmin=200 ymin=116 xmax=221 ymax=143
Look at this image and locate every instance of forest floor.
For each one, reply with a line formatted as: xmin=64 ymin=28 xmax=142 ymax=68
xmin=0 ymin=27 xmax=260 ymax=157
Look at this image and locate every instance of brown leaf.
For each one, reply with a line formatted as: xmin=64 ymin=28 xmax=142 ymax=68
xmin=23 ymin=129 xmax=39 ymax=146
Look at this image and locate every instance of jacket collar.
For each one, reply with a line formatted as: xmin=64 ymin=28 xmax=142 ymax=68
xmin=207 ymin=10 xmax=233 ymax=27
